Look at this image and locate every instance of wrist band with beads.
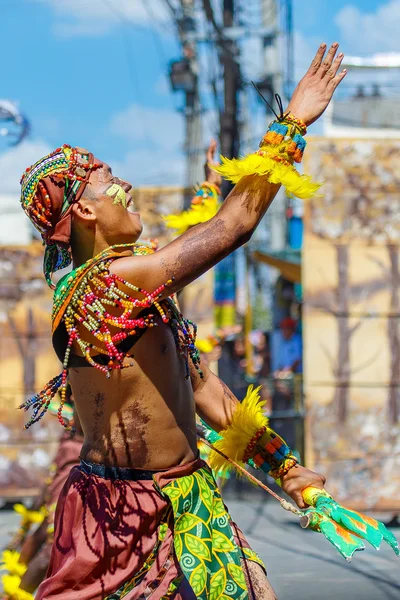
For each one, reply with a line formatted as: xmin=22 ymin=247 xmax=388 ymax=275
xmin=212 ymin=115 xmax=320 ymax=200
xmin=260 ymin=121 xmax=307 ymax=164
xmin=251 ymin=429 xmax=298 ymax=478
xmin=164 ymin=181 xmax=221 ymax=234
xmin=269 ymin=456 xmax=298 ymax=480
xmin=207 ymin=385 xmax=297 ymax=481
xmin=281 ymin=113 xmax=307 ymax=136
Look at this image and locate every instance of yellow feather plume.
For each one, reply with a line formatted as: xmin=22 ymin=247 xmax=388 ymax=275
xmin=208 ymin=385 xmax=268 ymax=476
xmin=0 ymin=551 xmax=26 ymax=578
xmin=196 ymin=338 xmax=217 ymax=354
xmin=213 ymin=153 xmax=321 ymax=199
xmin=13 ymin=503 xmax=45 ymax=526
xmin=163 ymin=196 xmax=220 ymax=235
xmin=1 ymin=574 xmax=33 ymax=600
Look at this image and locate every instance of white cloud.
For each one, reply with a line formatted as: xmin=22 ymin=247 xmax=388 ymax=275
xmin=0 ymin=139 xmax=51 ymax=194
xmin=335 ymin=0 xmax=400 ymax=54
xmin=109 ymin=103 xmax=185 ymax=186
xmin=109 ymin=103 xmax=184 ymax=146
xmin=112 ymin=148 xmax=185 ymax=187
xmin=30 ymin=0 xmax=170 ymax=37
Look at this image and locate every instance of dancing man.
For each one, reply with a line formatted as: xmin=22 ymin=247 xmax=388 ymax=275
xmin=19 ymin=44 xmax=347 ymax=599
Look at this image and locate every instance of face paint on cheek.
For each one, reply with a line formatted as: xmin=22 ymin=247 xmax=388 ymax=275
xmin=106 ymin=184 xmax=127 ymax=208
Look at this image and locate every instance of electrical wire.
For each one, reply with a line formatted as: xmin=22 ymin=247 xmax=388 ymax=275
xmin=162 ymin=0 xmax=179 ymax=19
xmin=201 ymin=0 xmax=240 ymax=63
xmin=140 ymin=0 xmax=170 ymax=67
xmin=99 ymin=0 xmax=158 ymax=150
xmin=204 ymin=30 xmax=223 ymax=138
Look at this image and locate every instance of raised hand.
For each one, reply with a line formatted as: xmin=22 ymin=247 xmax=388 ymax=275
xmin=204 ymin=139 xmax=222 ymax=187
xmin=287 ymin=42 xmax=347 ymax=126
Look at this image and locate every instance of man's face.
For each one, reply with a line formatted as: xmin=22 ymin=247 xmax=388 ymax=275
xmin=85 ymin=160 xmax=142 ymax=242
xmin=282 ymin=327 xmax=294 ymax=340
xmin=234 ymin=338 xmax=245 ymax=357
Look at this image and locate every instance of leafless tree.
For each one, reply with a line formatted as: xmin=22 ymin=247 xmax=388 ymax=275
xmin=308 ymin=142 xmax=400 ymax=422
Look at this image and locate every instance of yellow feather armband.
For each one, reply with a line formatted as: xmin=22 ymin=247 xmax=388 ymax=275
xmin=213 ymin=148 xmax=320 ymax=199
xmin=208 ymin=385 xmax=296 ymax=478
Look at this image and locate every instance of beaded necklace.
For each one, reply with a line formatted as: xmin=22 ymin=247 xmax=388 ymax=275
xmin=21 ymin=243 xmax=202 ymax=429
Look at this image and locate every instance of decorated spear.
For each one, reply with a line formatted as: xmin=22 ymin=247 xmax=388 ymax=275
xmin=197 ymin=427 xmax=399 ymax=562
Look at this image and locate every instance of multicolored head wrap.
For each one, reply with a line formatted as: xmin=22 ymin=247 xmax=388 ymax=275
xmin=20 ymin=144 xmax=101 ymax=288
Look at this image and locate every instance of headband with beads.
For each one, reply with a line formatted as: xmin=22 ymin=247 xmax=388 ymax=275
xmin=20 ymin=144 xmax=100 ymax=287
xmin=20 ymin=144 xmax=97 ymax=233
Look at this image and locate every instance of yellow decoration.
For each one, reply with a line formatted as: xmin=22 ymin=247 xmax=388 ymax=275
xmin=213 ymin=148 xmax=321 ymax=199
xmin=302 ymin=487 xmax=332 ymax=507
xmin=106 ymin=183 xmax=127 ymax=208
xmin=0 ymin=551 xmax=26 ymax=578
xmin=13 ymin=504 xmax=46 ymax=526
xmin=164 ymin=195 xmax=220 ymax=235
xmin=196 ymin=338 xmax=216 ymax=354
xmin=1 ymin=574 xmax=34 ymax=600
xmin=214 ymin=304 xmax=236 ymax=329
xmin=208 ymin=385 xmax=268 ymax=474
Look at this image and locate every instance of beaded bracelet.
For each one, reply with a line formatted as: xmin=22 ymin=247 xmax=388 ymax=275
xmin=260 ymin=121 xmax=307 ymax=164
xmin=282 ymin=113 xmax=307 ymax=136
xmin=212 ymin=108 xmax=320 ymax=199
xmin=269 ymin=456 xmax=299 ymax=481
xmin=250 ymin=429 xmax=298 ymax=478
xmin=207 ymin=385 xmax=301 ymax=482
xmin=242 ymin=426 xmax=267 ymax=463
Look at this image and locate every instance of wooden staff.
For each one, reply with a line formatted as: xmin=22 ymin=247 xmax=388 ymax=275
xmin=199 ymin=436 xmax=302 ymax=516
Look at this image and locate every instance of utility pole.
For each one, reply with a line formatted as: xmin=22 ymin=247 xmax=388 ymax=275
xmin=213 ymin=0 xmax=241 ymax=333
xmin=168 ymin=0 xmax=203 ymax=207
xmin=182 ymin=2 xmax=203 ymax=205
xmin=220 ymin=0 xmax=240 ymax=177
xmin=168 ymin=1 xmax=212 ymax=333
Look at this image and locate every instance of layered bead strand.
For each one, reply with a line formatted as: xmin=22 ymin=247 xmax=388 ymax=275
xmin=19 ymin=374 xmax=63 ymax=430
xmin=21 ymin=243 xmax=203 ymax=429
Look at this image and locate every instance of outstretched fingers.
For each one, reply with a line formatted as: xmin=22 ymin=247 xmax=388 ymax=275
xmin=318 ymin=42 xmax=340 ymax=77
xmin=307 ymin=43 xmax=327 ymax=75
xmin=326 ymin=52 xmax=344 ymax=80
xmin=329 ymin=67 xmax=348 ymax=91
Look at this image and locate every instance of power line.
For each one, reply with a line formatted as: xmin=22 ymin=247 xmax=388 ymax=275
xmin=162 ymin=0 xmax=179 ymax=18
xmin=140 ymin=0 xmax=170 ymax=67
xmin=99 ymin=0 xmax=158 ymax=150
xmin=202 ymin=0 xmax=239 ymax=63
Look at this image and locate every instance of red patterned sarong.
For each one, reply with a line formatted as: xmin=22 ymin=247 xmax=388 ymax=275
xmin=37 ymin=456 xmax=264 ymax=599
xmin=37 ymin=458 xmax=201 ymax=599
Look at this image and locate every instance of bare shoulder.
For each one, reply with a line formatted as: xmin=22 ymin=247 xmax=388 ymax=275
xmin=110 ymin=251 xmax=171 ymax=294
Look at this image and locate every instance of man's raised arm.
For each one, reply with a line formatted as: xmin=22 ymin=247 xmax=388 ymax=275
xmin=112 ymin=43 xmax=346 ymax=295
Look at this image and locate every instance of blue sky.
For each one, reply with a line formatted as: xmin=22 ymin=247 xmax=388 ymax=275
xmin=0 ymin=0 xmax=398 ymax=192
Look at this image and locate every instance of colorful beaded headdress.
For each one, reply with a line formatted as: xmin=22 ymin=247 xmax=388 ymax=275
xmin=20 ymin=144 xmax=100 ymax=288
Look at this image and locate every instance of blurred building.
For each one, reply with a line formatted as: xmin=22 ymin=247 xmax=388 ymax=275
xmin=303 ymin=54 xmax=400 ymax=510
xmin=0 ymin=194 xmax=31 ymax=245
xmin=324 ymin=53 xmax=400 ymax=138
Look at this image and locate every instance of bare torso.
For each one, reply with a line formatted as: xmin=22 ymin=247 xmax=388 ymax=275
xmin=69 ymin=316 xmax=198 ymax=470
